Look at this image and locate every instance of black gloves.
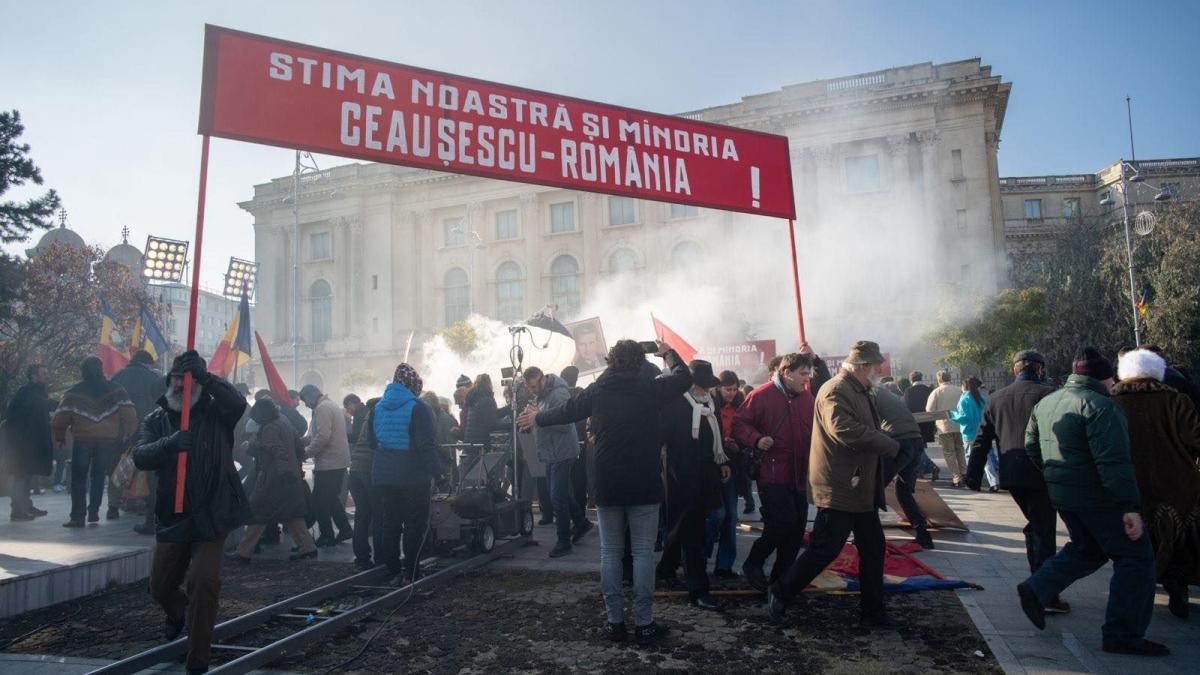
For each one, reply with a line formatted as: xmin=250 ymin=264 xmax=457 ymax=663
xmin=177 ymin=350 xmax=210 ymax=384
xmin=164 ymin=429 xmax=195 ymax=452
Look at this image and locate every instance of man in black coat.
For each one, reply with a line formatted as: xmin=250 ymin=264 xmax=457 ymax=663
xmin=904 ymin=371 xmax=936 ymax=446
xmin=520 ymin=339 xmax=691 ymax=646
xmin=112 ymin=350 xmax=165 ymax=533
xmin=133 ymin=351 xmax=251 ymax=674
xmin=966 ymin=350 xmax=1069 ymax=614
xmin=4 ymin=364 xmax=53 ymax=520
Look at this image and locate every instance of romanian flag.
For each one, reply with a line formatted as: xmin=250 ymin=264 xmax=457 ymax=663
xmin=97 ymin=297 xmax=130 ymax=377
xmin=651 ymin=314 xmax=697 ymax=363
xmin=130 ymin=302 xmax=169 ymax=362
xmin=255 ymin=331 xmax=295 ymax=407
xmin=210 ymin=293 xmax=252 ymax=377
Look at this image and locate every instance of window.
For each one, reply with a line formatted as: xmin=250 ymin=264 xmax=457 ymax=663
xmin=444 ymin=217 xmax=466 ymax=247
xmin=951 ymin=149 xmax=964 ymax=179
xmin=844 ymin=154 xmax=881 ymax=193
xmin=495 ymin=262 xmax=524 ymax=323
xmin=1063 ymin=198 xmax=1080 ymax=219
xmin=443 ymin=268 xmax=470 ymax=325
xmin=495 ymin=209 xmax=518 ymax=240
xmin=549 ymin=255 xmax=580 ymax=319
xmin=956 ymin=209 xmax=967 ymax=230
xmin=310 ymin=279 xmax=332 ymax=342
xmin=550 ymin=202 xmax=575 ymax=233
xmin=309 ymin=232 xmax=331 ymax=261
xmin=671 ymin=241 xmax=703 ymax=271
xmin=670 ymin=203 xmax=699 ymax=219
xmin=1023 ymin=199 xmax=1043 ymax=220
xmin=609 ymin=248 xmax=639 ymax=275
xmin=608 ymin=197 xmax=636 ymax=226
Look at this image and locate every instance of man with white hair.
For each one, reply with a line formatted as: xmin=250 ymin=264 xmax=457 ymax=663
xmin=767 ymin=341 xmax=902 ymax=628
xmin=927 ymin=369 xmax=966 ymax=486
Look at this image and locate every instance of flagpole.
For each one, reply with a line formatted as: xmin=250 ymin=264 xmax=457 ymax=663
xmin=177 ymin=134 xmax=210 ymax=514
xmin=786 ymin=219 xmax=807 ymax=345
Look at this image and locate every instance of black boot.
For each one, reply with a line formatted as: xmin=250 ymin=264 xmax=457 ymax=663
xmin=1165 ymin=581 xmax=1189 ymax=618
xmin=914 ymin=527 xmax=934 ymax=550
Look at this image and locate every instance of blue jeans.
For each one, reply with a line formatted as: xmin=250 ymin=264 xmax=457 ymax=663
xmin=704 ymin=478 xmax=738 ymax=571
xmin=597 ymin=503 xmax=659 ymax=626
xmin=70 ymin=441 xmax=109 ymax=520
xmin=1025 ymin=509 xmax=1156 ymax=646
xmin=969 ymin=444 xmax=999 ymax=487
xmin=548 ymin=458 xmax=584 ymax=543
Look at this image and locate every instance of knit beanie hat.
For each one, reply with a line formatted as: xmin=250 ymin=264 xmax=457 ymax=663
xmin=394 ymin=363 xmax=424 ymax=395
xmin=455 ymin=374 xmax=471 ymax=389
xmin=1072 ymin=346 xmax=1114 ymax=381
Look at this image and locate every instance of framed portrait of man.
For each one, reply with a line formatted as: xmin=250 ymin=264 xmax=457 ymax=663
xmin=565 ymin=317 xmax=608 ymax=375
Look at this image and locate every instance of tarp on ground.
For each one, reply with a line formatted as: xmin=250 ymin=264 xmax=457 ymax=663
xmin=882 ymin=479 xmax=969 ymax=531
xmin=804 ymin=536 xmax=976 ymax=594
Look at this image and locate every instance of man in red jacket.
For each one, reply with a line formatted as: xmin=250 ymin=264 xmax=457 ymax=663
xmin=732 ymin=345 xmax=831 ymax=592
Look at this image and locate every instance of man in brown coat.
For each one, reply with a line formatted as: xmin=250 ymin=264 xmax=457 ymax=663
xmin=767 ymin=341 xmax=903 ymax=628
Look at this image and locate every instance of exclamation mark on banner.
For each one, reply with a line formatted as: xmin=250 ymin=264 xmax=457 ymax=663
xmin=750 ymin=166 xmax=761 ymax=209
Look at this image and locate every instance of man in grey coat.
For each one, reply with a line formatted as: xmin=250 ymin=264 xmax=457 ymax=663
xmin=520 ymin=367 xmax=593 ymax=557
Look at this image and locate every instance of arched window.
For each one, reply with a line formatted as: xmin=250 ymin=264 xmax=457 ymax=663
xmin=549 ymin=255 xmax=581 ymax=320
xmin=671 ymin=241 xmax=704 ymax=272
xmin=310 ymin=279 xmax=332 ymax=342
xmin=444 ymin=267 xmax=470 ymax=325
xmin=608 ymin=248 xmax=639 ymax=276
xmin=495 ymin=262 xmax=524 ymax=324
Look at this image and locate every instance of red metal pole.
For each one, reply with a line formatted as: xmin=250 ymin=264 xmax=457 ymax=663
xmin=787 ymin=219 xmax=807 ymax=345
xmin=176 ymin=135 xmax=210 ymax=513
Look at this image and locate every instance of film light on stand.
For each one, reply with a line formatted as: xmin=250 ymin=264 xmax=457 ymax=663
xmin=143 ymin=235 xmax=189 ymax=283
xmin=223 ymin=257 xmax=258 ymax=299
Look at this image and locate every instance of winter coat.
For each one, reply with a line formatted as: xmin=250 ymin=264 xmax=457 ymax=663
xmin=462 ymin=388 xmax=498 ymax=448
xmin=873 ymin=385 xmax=922 ymax=441
xmin=349 ymin=399 xmax=379 ymax=474
xmin=533 ymin=374 xmax=580 ymax=465
xmin=535 ymin=350 xmax=692 ymax=507
xmin=926 ymin=383 xmax=961 ymax=435
xmin=1164 ymin=366 xmax=1200 ymax=412
xmin=2 ymin=382 xmax=53 ymax=476
xmin=968 ymin=374 xmax=1053 ymax=490
xmin=903 ymin=382 xmax=936 ymax=443
xmin=950 ymin=392 xmax=987 ymax=444
xmin=661 ymin=393 xmax=726 ymax=517
xmin=110 ymin=361 xmax=166 ymax=421
xmin=246 ymin=404 xmax=308 ymax=524
xmin=433 ymin=408 xmax=457 ymax=448
xmin=280 ymin=403 xmax=308 ymax=436
xmin=305 ymin=396 xmax=350 ymax=471
xmin=133 ymin=375 xmax=251 ymax=542
xmin=808 ymin=370 xmax=900 ymax=513
xmin=52 ymin=377 xmax=138 ymax=447
xmin=1112 ymin=378 xmax=1200 ymax=581
xmin=731 ymin=358 xmax=832 ymax=491
xmin=1025 ymin=374 xmax=1140 ymax=514
xmin=369 ymin=383 xmax=445 ymax=487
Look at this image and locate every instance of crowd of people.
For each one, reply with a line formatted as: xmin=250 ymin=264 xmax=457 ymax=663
xmin=2 ymin=334 xmax=1198 ymax=669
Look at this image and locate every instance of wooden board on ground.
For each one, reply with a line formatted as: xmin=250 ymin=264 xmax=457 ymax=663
xmin=882 ymin=480 xmax=969 ymax=531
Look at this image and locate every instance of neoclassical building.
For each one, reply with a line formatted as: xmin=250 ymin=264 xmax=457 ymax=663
xmin=241 ymin=59 xmax=1011 ymax=393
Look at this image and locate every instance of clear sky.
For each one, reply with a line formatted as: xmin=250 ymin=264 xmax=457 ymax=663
xmin=3 ymin=0 xmax=1198 ymax=288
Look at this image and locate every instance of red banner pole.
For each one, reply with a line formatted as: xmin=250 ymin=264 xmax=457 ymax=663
xmin=786 ymin=219 xmax=807 ymax=345
xmin=176 ymin=134 xmax=211 ymax=514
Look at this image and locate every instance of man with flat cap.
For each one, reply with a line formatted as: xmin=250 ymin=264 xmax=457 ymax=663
xmin=967 ymin=350 xmax=1069 ymax=614
xmin=767 ymin=341 xmax=903 ymax=628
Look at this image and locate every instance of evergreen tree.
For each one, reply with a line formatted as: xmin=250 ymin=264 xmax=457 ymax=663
xmin=1 ymin=110 xmax=60 ymax=243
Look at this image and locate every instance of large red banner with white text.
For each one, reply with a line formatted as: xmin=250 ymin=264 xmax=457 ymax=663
xmin=198 ymin=25 xmax=795 ymax=219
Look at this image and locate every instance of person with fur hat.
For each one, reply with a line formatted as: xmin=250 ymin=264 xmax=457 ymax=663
xmin=1017 ymin=347 xmax=1167 ymax=656
xmin=229 ymin=398 xmax=318 ymax=563
xmin=766 ymin=341 xmax=902 ymax=629
xmin=1112 ymin=348 xmax=1200 ymax=618
xmin=53 ymin=356 xmax=138 ymax=526
xmin=366 ymin=363 xmax=446 ymax=583
xmin=132 ymin=350 xmax=252 ymax=674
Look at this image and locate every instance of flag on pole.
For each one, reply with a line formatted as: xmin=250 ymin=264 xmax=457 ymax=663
xmin=130 ymin=302 xmax=169 ymax=361
xmin=651 ymin=314 xmax=697 ymax=363
xmin=97 ymin=297 xmax=130 ymax=377
xmin=255 ymin=331 xmax=296 ymax=407
xmin=210 ymin=294 xmax=252 ymax=377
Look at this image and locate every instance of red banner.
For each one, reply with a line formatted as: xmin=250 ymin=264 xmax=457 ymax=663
xmin=198 ymin=25 xmax=795 ymax=219
xmin=695 ymin=340 xmax=777 ymax=382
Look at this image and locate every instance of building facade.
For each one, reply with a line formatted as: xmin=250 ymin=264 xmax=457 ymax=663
xmin=241 ymin=59 xmax=1012 ymax=395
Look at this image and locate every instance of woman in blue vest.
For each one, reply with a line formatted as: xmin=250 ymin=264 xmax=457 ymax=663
xmin=951 ymin=376 xmax=997 ymax=490
xmin=367 ymin=363 xmax=446 ymax=583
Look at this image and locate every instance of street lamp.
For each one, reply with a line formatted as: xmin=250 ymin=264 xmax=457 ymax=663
xmin=142 ymin=235 xmax=189 ymax=283
xmin=223 ymin=257 xmax=258 ymax=300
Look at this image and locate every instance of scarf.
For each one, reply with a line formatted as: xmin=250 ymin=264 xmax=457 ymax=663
xmin=684 ymin=391 xmax=728 ymax=465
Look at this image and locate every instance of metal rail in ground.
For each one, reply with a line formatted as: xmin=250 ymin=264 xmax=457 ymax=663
xmin=88 ymin=535 xmax=529 ymax=675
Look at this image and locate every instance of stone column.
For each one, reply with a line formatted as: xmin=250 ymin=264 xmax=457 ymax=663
xmin=520 ymin=193 xmax=542 ymax=311
xmin=465 ymin=202 xmax=484 ymax=317
xmin=349 ymin=217 xmax=365 ymax=338
xmin=580 ymin=192 xmax=601 ymax=306
xmin=809 ymin=144 xmax=836 ymax=231
xmin=336 ymin=216 xmax=353 ymax=338
xmin=916 ymin=129 xmax=941 ymax=235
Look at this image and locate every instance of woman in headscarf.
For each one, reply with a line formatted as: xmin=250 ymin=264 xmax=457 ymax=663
xmin=230 ymin=399 xmax=317 ymax=562
xmin=1112 ymin=348 xmax=1200 ymax=618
